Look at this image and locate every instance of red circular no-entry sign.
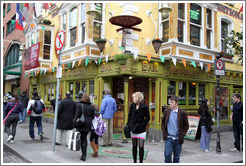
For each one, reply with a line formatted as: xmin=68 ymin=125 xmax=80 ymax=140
xmin=216 ymin=59 xmax=224 ymax=70
xmin=55 ymin=30 xmax=65 ymax=50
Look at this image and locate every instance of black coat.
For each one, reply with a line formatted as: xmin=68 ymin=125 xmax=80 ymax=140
xmin=73 ymin=101 xmax=95 ymax=132
xmin=57 ymin=97 xmax=76 ymax=130
xmin=198 ymin=107 xmax=213 ymax=131
xmin=233 ymin=101 xmax=243 ymax=124
xmin=127 ymin=103 xmax=150 ymax=134
xmin=19 ymin=94 xmax=29 ymax=108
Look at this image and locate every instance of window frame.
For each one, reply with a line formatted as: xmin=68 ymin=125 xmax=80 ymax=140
xmin=3 ymin=4 xmax=5 ymax=17
xmin=219 ymin=16 xmax=234 ymax=53
xmin=206 ymin=8 xmax=213 ymax=49
xmin=43 ymin=30 xmax=52 ymax=60
xmin=7 ymin=3 xmax=11 ymax=12
xmin=80 ymin=3 xmax=86 ymax=44
xmin=4 ymin=44 xmax=20 ymax=67
xmin=190 ymin=3 xmax=202 ymax=47
xmin=177 ymin=3 xmax=185 ymax=43
xmin=93 ymin=3 xmax=103 ymax=41
xmin=6 ymin=15 xmax=16 ymax=34
xmin=69 ymin=7 xmax=78 ymax=47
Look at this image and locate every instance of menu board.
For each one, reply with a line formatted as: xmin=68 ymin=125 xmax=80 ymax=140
xmin=184 ymin=115 xmax=200 ymax=140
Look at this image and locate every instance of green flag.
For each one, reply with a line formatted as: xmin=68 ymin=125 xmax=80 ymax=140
xmin=40 ymin=70 xmax=43 ymax=75
xmin=191 ymin=61 xmax=196 ymax=68
xmin=98 ymin=58 xmax=101 ymax=65
xmin=119 ymin=47 xmax=124 ymax=51
xmin=25 ymin=74 xmax=28 ymax=79
xmin=68 ymin=63 xmax=71 ymax=68
xmin=53 ymin=66 xmax=55 ymax=72
xmin=11 ymin=20 xmax=16 ymax=24
xmin=159 ymin=55 xmax=165 ymax=63
xmin=41 ymin=26 xmax=45 ymax=31
xmin=85 ymin=58 xmax=89 ymax=66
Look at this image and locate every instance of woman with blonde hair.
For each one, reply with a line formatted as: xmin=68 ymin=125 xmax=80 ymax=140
xmin=127 ymin=92 xmax=150 ymax=163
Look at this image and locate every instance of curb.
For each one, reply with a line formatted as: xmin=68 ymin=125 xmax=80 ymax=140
xmin=3 ymin=143 xmax=32 ymax=163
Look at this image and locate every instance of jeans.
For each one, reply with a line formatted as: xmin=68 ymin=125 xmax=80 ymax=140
xmin=29 ymin=116 xmax=43 ymax=139
xmin=233 ymin=122 xmax=243 ymax=150
xmin=200 ymin=126 xmax=211 ymax=151
xmin=5 ymin=114 xmax=19 ymax=140
xmin=164 ymin=138 xmax=182 ymax=163
xmin=19 ymin=108 xmax=27 ymax=123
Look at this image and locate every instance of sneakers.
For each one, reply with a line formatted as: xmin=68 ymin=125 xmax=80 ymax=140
xmin=229 ymin=148 xmax=239 ymax=152
xmin=29 ymin=137 xmax=34 ymax=140
xmin=18 ymin=120 xmax=23 ymax=124
xmin=10 ymin=140 xmax=14 ymax=143
xmin=39 ymin=133 xmax=44 ymax=141
xmin=204 ymin=150 xmax=209 ymax=152
xmin=55 ymin=142 xmax=61 ymax=145
xmin=7 ymin=135 xmax=13 ymax=143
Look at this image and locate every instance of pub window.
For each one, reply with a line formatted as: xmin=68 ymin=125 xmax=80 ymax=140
xmin=189 ymin=82 xmax=196 ymax=105
xmin=161 ymin=4 xmax=170 ymax=43
xmin=69 ymin=82 xmax=74 ymax=99
xmin=7 ymin=15 xmax=16 ymax=34
xmin=31 ymin=32 xmax=35 ymax=45
xmin=44 ymin=85 xmax=47 ymax=102
xmin=167 ymin=81 xmax=176 ymax=105
xmin=3 ymin=4 xmax=5 ymax=17
xmin=89 ymin=80 xmax=95 ymax=103
xmin=81 ymin=3 xmax=86 ymax=43
xmin=7 ymin=3 xmax=11 ymax=12
xmin=198 ymin=83 xmax=205 ymax=105
xmin=44 ymin=30 xmax=51 ymax=60
xmin=82 ymin=81 xmax=87 ymax=93
xmin=4 ymin=44 xmax=20 ymax=67
xmin=178 ymin=3 xmax=185 ymax=42
xmin=48 ymin=85 xmax=51 ymax=101
xmin=51 ymin=84 xmax=55 ymax=100
xmin=221 ymin=21 xmax=228 ymax=53
xmin=178 ymin=82 xmax=186 ymax=105
xmin=61 ymin=13 xmax=66 ymax=51
xmin=69 ymin=7 xmax=77 ymax=47
xmin=76 ymin=81 xmax=80 ymax=95
xmin=206 ymin=8 xmax=212 ymax=49
xmin=93 ymin=3 xmax=103 ymax=41
xmin=190 ymin=3 xmax=201 ymax=46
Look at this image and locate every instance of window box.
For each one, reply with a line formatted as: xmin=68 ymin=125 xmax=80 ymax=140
xmin=114 ymin=53 xmax=130 ymax=65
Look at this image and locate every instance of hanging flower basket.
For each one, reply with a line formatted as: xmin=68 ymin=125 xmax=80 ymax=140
xmin=152 ymin=38 xmax=163 ymax=54
xmin=95 ymin=38 xmax=107 ymax=52
xmin=219 ymin=51 xmax=233 ymax=60
xmin=42 ymin=19 xmax=52 ymax=25
xmin=114 ymin=53 xmax=130 ymax=65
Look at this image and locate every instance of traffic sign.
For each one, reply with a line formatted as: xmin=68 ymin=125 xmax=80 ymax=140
xmin=55 ymin=31 xmax=65 ymax=50
xmin=214 ymin=59 xmax=225 ymax=76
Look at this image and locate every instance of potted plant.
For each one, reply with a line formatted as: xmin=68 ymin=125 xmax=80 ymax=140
xmin=42 ymin=19 xmax=52 ymax=25
xmin=114 ymin=53 xmax=130 ymax=65
xmin=152 ymin=38 xmax=163 ymax=54
xmin=95 ymin=38 xmax=107 ymax=52
xmin=219 ymin=51 xmax=234 ymax=60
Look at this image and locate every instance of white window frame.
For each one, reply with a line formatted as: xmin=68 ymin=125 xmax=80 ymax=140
xmin=93 ymin=3 xmax=103 ymax=41
xmin=80 ymin=3 xmax=86 ymax=44
xmin=159 ymin=3 xmax=170 ymax=43
xmin=177 ymin=3 xmax=186 ymax=43
xmin=206 ymin=8 xmax=213 ymax=49
xmin=43 ymin=29 xmax=52 ymax=60
xmin=69 ymin=6 xmax=78 ymax=48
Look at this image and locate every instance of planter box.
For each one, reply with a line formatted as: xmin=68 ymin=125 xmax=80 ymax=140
xmin=222 ymin=54 xmax=233 ymax=60
xmin=117 ymin=59 xmax=127 ymax=65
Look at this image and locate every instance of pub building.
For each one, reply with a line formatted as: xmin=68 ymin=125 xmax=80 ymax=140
xmin=24 ymin=3 xmax=243 ymax=140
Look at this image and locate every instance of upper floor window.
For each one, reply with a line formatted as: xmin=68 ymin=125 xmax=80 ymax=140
xmin=69 ymin=7 xmax=77 ymax=47
xmin=221 ymin=21 xmax=228 ymax=53
xmin=31 ymin=32 xmax=35 ymax=45
xmin=93 ymin=3 xmax=103 ymax=41
xmin=81 ymin=3 xmax=86 ymax=43
xmin=7 ymin=3 xmax=11 ymax=12
xmin=62 ymin=13 xmax=66 ymax=31
xmin=178 ymin=3 xmax=185 ymax=42
xmin=190 ymin=3 xmax=201 ymax=46
xmin=7 ymin=15 xmax=16 ymax=34
xmin=161 ymin=4 xmax=170 ymax=43
xmin=4 ymin=44 xmax=20 ymax=67
xmin=44 ymin=30 xmax=51 ymax=60
xmin=3 ymin=27 xmax=5 ymax=39
xmin=206 ymin=8 xmax=212 ymax=49
xmin=3 ymin=4 xmax=5 ymax=17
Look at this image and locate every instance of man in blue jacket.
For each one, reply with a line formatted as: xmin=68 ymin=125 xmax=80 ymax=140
xmin=100 ymin=89 xmax=117 ymax=146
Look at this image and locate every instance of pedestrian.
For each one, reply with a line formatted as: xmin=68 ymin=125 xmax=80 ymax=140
xmin=100 ymin=89 xmax=117 ymax=147
xmin=127 ymin=92 xmax=150 ymax=163
xmin=75 ymin=91 xmax=84 ymax=103
xmin=4 ymin=93 xmax=23 ymax=143
xmin=90 ymin=104 xmax=101 ymax=158
xmin=27 ymin=91 xmax=45 ymax=140
xmin=161 ymin=96 xmax=189 ymax=163
xmin=18 ymin=91 xmax=29 ymax=124
xmin=50 ymin=94 xmax=62 ymax=112
xmin=73 ymin=94 xmax=95 ymax=161
xmin=198 ymin=99 xmax=214 ymax=152
xmin=229 ymin=93 xmax=243 ymax=152
xmin=56 ymin=92 xmax=76 ymax=146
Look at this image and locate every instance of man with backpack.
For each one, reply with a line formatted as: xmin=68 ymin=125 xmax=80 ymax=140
xmin=27 ymin=91 xmax=45 ymax=140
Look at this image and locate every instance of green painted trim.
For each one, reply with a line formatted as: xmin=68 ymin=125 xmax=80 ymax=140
xmin=3 ymin=71 xmax=21 ymax=75
xmin=3 ymin=63 xmax=22 ymax=71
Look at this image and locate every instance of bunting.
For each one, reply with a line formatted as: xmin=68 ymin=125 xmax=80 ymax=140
xmin=68 ymin=63 xmax=71 ymax=68
xmin=98 ymin=58 xmax=102 ymax=65
xmin=53 ymin=66 xmax=55 ymax=72
xmin=30 ymin=23 xmax=35 ymax=29
xmin=172 ymin=57 xmax=177 ymax=66
xmin=34 ymin=71 xmax=37 ymax=76
xmin=119 ymin=47 xmax=124 ymax=51
xmin=182 ymin=59 xmax=186 ymax=67
xmin=11 ymin=20 xmax=16 ymax=24
xmin=49 ymin=67 xmax=51 ymax=73
xmin=85 ymin=58 xmax=89 ymax=66
xmin=111 ymin=51 xmax=115 ymax=58
xmin=40 ymin=70 xmax=43 ymax=75
xmin=36 ymin=70 xmax=40 ymax=75
xmin=159 ymin=55 xmax=165 ymax=63
xmin=199 ymin=62 xmax=203 ymax=70
xmin=146 ymin=53 xmax=152 ymax=62
xmin=207 ymin=64 xmax=211 ymax=72
xmin=44 ymin=69 xmax=47 ymax=75
xmin=25 ymin=74 xmax=28 ymax=79
xmin=78 ymin=60 xmax=82 ymax=66
xmin=191 ymin=61 xmax=196 ymax=68
xmin=41 ymin=26 xmax=45 ymax=31
xmin=132 ymin=50 xmax=139 ymax=60
xmin=95 ymin=60 xmax=98 ymax=65
xmin=105 ymin=55 xmax=109 ymax=63
xmin=72 ymin=61 xmax=75 ymax=68
xmin=62 ymin=64 xmax=65 ymax=68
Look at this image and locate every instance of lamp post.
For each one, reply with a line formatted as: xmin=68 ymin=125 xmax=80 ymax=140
xmin=216 ymin=53 xmax=223 ymax=153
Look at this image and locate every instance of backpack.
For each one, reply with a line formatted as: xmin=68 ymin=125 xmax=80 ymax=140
xmin=95 ymin=119 xmax=107 ymax=136
xmin=33 ymin=100 xmax=44 ymax=114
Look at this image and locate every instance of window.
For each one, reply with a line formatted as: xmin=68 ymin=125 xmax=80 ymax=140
xmin=44 ymin=30 xmax=51 ymax=60
xmin=189 ymin=82 xmax=196 ymax=105
xmin=93 ymin=3 xmax=102 ymax=41
xmin=7 ymin=3 xmax=11 ymax=12
xmin=198 ymin=84 xmax=205 ymax=105
xmin=221 ymin=21 xmax=228 ymax=53
xmin=89 ymin=80 xmax=95 ymax=103
xmin=206 ymin=9 xmax=212 ymax=49
xmin=190 ymin=4 xmax=201 ymax=46
xmin=167 ymin=81 xmax=176 ymax=105
xmin=69 ymin=82 xmax=74 ymax=99
xmin=69 ymin=7 xmax=77 ymax=47
xmin=4 ymin=44 xmax=20 ymax=67
xmin=7 ymin=15 xmax=16 ymax=34
xmin=62 ymin=13 xmax=66 ymax=31
xmin=178 ymin=82 xmax=186 ymax=105
xmin=31 ymin=33 xmax=35 ymax=45
xmin=3 ymin=27 xmax=4 ymax=39
xmin=161 ymin=4 xmax=170 ymax=43
xmin=3 ymin=4 xmax=5 ymax=17
xmin=81 ymin=3 xmax=86 ymax=43
xmin=178 ymin=3 xmax=185 ymax=42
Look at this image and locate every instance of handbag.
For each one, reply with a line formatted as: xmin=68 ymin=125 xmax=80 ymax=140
xmin=123 ymin=125 xmax=131 ymax=138
xmin=68 ymin=130 xmax=81 ymax=151
xmin=3 ymin=102 xmax=19 ymax=125
xmin=76 ymin=103 xmax=85 ymax=127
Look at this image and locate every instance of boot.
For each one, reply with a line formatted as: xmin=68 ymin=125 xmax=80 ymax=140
xmin=95 ymin=144 xmax=99 ymax=157
xmin=90 ymin=142 xmax=98 ymax=157
xmin=80 ymin=140 xmax=87 ymax=161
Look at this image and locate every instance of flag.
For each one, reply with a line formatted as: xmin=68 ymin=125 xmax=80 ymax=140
xmin=72 ymin=61 xmax=75 ymax=68
xmin=36 ymin=70 xmax=40 ymax=75
xmin=106 ymin=55 xmax=109 ymax=63
xmin=78 ymin=60 xmax=82 ymax=66
xmin=199 ymin=62 xmax=203 ymax=70
xmin=40 ymin=70 xmax=43 ymax=75
xmin=191 ymin=61 xmax=196 ymax=68
xmin=62 ymin=64 xmax=65 ymax=68
xmin=99 ymin=58 xmax=102 ymax=65
xmin=132 ymin=50 xmax=139 ymax=60
xmin=16 ymin=3 xmax=26 ymax=31
xmin=85 ymin=58 xmax=89 ymax=66
xmin=146 ymin=53 xmax=152 ymax=62
xmin=207 ymin=64 xmax=211 ymax=72
xmin=182 ymin=59 xmax=186 ymax=67
xmin=23 ymin=3 xmax=29 ymax=22
xmin=30 ymin=23 xmax=35 ymax=29
xmin=239 ymin=4 xmax=243 ymax=14
xmin=159 ymin=55 xmax=165 ymax=63
xmin=33 ymin=3 xmax=37 ymax=18
xmin=43 ymin=3 xmax=50 ymax=10
xmin=49 ymin=67 xmax=51 ymax=73
xmin=172 ymin=57 xmax=177 ymax=66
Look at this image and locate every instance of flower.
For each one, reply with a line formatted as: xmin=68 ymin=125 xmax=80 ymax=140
xmin=219 ymin=51 xmax=224 ymax=56
xmin=152 ymin=38 xmax=163 ymax=42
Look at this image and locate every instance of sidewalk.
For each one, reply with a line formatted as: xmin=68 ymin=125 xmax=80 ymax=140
xmin=2 ymin=117 xmax=244 ymax=164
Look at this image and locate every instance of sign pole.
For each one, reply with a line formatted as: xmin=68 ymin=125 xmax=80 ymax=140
xmin=52 ymin=50 xmax=62 ymax=152
xmin=52 ymin=31 xmax=65 ymax=151
xmin=216 ymin=74 xmax=221 ymax=153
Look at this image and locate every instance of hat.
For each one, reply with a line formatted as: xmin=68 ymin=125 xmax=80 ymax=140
xmin=78 ymin=91 xmax=84 ymax=96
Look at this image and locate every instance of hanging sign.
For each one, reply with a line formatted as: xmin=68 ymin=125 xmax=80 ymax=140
xmin=184 ymin=116 xmax=200 ymax=140
xmin=190 ymin=10 xmax=199 ymax=20
xmin=56 ymin=66 xmax=62 ymax=78
xmin=214 ymin=59 xmax=225 ymax=76
xmin=24 ymin=42 xmax=40 ymax=70
xmin=55 ymin=30 xmax=65 ymax=50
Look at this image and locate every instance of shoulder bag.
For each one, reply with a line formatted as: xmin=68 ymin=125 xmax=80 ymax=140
xmin=3 ymin=102 xmax=19 ymax=125
xmin=76 ymin=103 xmax=85 ymax=127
